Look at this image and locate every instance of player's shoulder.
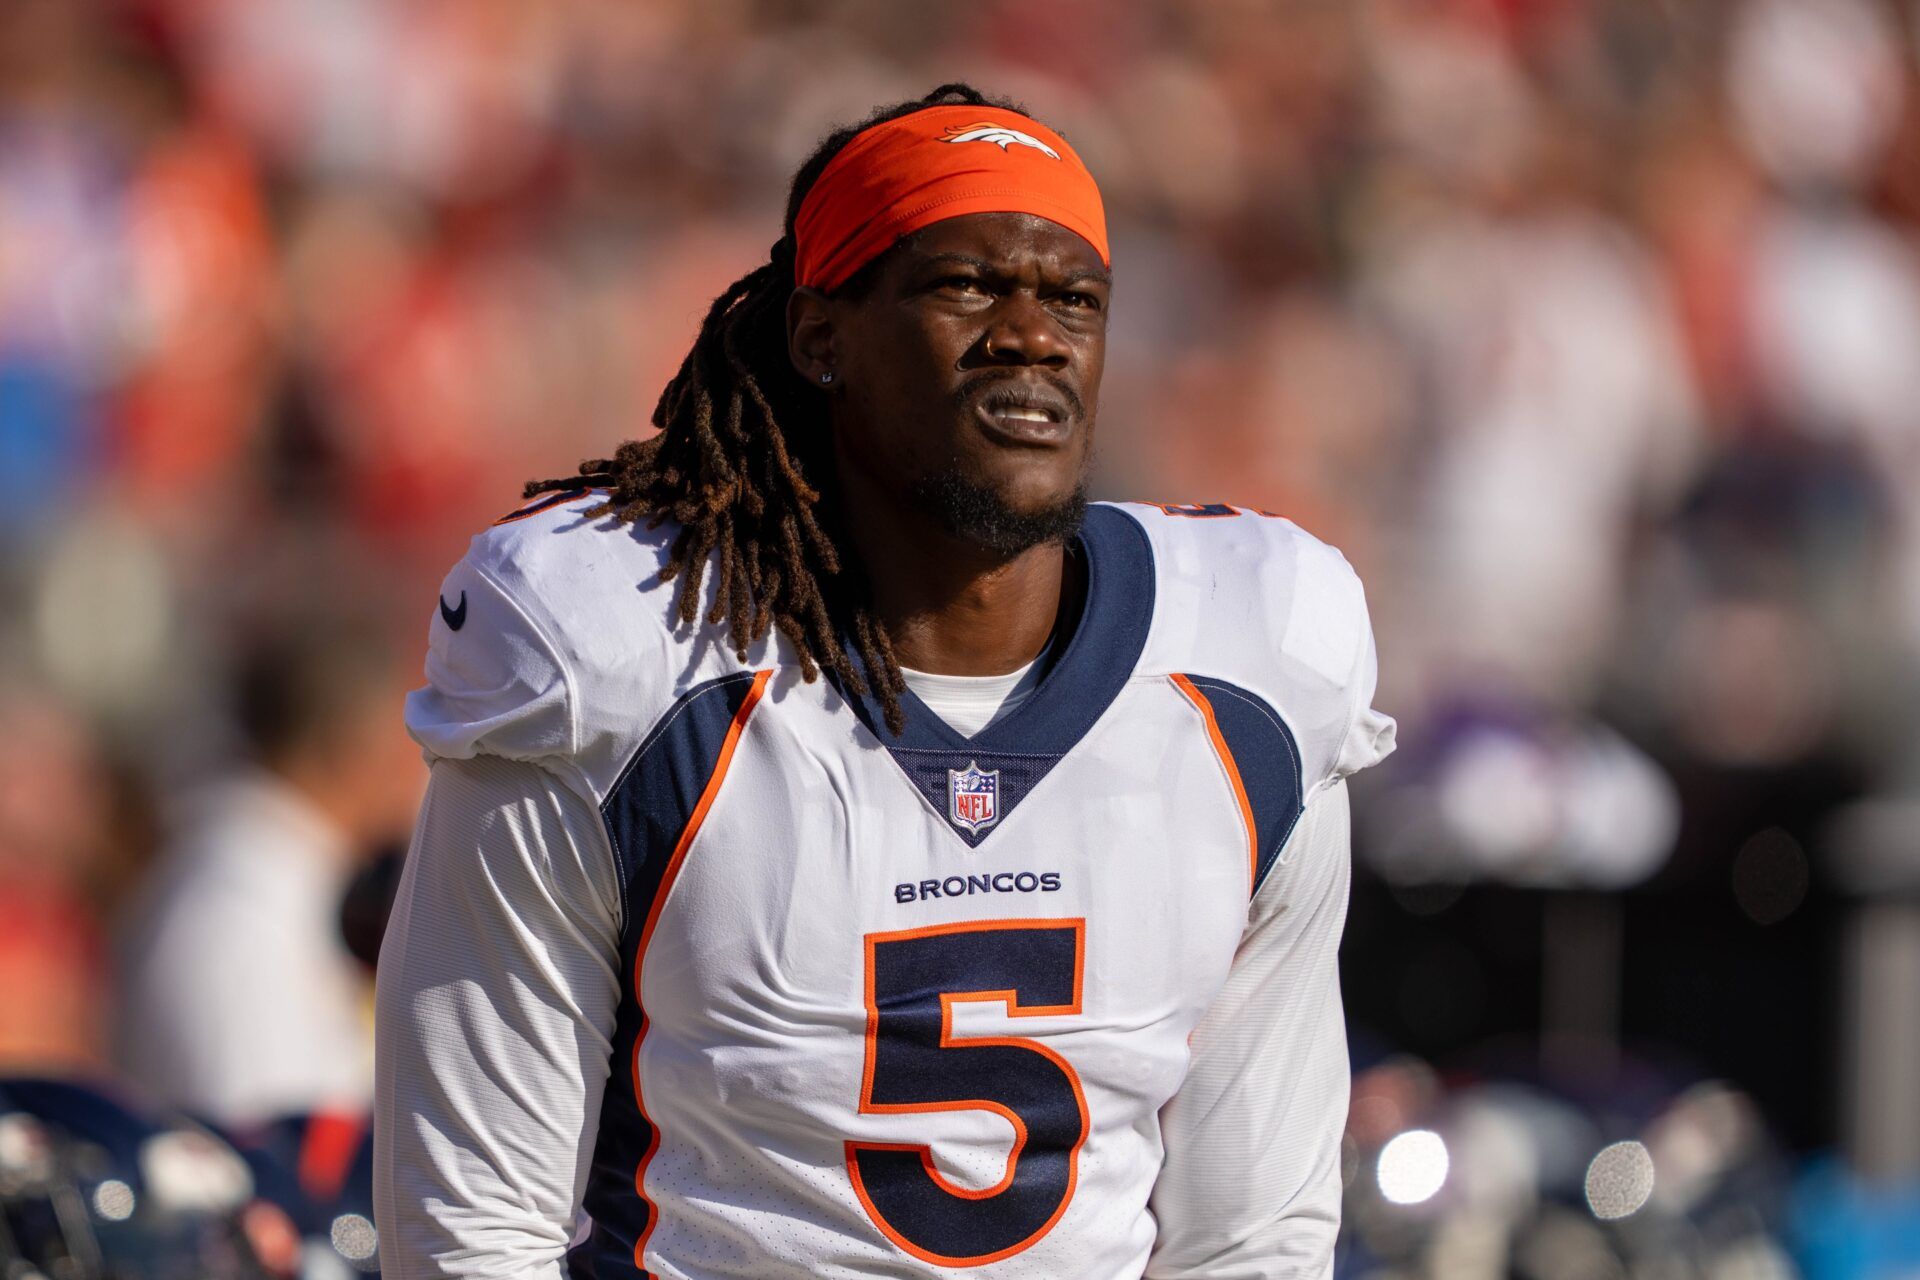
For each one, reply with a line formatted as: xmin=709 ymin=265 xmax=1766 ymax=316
xmin=455 ymin=486 xmax=678 ymax=636
xmin=1114 ymin=497 xmax=1358 ymax=573
xmin=1103 ymin=500 xmax=1386 ymax=788
xmin=406 ymin=489 xmax=766 ymax=795
xmin=1106 ymin=499 xmax=1372 ymax=663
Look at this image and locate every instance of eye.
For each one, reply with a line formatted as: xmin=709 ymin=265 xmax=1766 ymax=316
xmin=1047 ymin=289 xmax=1104 ymax=317
xmin=933 ymin=275 xmax=989 ymax=297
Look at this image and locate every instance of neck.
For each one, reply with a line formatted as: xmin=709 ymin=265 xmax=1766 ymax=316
xmin=835 ymin=473 xmax=1075 ymax=678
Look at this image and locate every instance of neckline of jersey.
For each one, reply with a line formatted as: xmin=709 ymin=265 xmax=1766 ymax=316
xmin=834 ymin=502 xmax=1156 ymax=757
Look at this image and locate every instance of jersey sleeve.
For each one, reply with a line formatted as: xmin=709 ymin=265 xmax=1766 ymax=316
xmin=380 ymin=525 xmax=624 ymax=1277
xmin=1282 ymin=530 xmax=1396 ymax=794
xmin=1145 ymin=779 xmax=1354 ymax=1278
xmin=1330 ymin=575 xmax=1395 ymax=783
xmin=404 ymin=543 xmax=578 ymax=772
xmin=374 ymin=753 xmax=622 ymax=1279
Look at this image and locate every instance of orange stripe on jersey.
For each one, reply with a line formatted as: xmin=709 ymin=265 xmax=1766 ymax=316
xmin=630 ymin=668 xmax=771 ymax=1273
xmin=1130 ymin=501 xmax=1287 ymax=519
xmin=1170 ymin=673 xmax=1259 ymax=894
xmin=491 ymin=486 xmax=608 ymax=526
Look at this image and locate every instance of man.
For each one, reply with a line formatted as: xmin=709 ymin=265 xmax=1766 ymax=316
xmin=121 ymin=621 xmax=418 ymax=1124
xmin=375 ymin=84 xmax=1395 ymax=1278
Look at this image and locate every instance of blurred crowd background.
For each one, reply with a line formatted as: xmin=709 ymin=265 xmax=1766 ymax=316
xmin=6 ymin=0 xmax=1920 ymax=1275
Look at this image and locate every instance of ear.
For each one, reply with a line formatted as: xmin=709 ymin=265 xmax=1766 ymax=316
xmin=787 ymin=286 xmax=839 ymax=386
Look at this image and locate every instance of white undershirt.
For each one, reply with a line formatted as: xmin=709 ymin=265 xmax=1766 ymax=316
xmin=898 ymin=657 xmax=1042 ymax=736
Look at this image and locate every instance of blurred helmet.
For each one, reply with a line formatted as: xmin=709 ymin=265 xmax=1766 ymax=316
xmin=0 ymin=1076 xmax=282 ymax=1280
xmin=217 ymin=1110 xmax=378 ymax=1278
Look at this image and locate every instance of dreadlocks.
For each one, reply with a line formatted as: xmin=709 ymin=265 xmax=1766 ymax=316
xmin=524 ymin=84 xmax=1026 ymax=736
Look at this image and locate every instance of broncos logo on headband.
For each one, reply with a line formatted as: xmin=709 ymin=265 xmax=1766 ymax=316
xmin=939 ymin=122 xmax=1061 ymax=160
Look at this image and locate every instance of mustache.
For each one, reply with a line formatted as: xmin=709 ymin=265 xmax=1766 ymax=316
xmin=951 ymin=371 xmax=1086 ymax=422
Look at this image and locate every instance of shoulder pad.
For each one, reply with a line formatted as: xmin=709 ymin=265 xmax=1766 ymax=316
xmin=1119 ymin=501 xmax=1396 ymax=792
xmin=404 ymin=492 xmax=774 ymax=801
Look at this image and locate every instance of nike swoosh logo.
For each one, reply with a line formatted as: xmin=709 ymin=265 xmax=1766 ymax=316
xmin=439 ymin=590 xmax=467 ymax=631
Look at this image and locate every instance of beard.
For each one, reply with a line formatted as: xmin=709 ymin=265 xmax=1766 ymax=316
xmin=907 ymin=466 xmax=1090 ymax=558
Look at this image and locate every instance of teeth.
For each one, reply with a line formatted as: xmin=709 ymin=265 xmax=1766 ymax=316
xmin=999 ymin=408 xmax=1052 ymax=422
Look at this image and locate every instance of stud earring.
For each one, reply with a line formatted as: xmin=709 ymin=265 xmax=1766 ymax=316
xmin=819 ymin=371 xmax=836 ymax=385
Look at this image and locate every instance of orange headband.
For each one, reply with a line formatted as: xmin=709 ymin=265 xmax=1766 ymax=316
xmin=793 ymin=104 xmax=1109 ymax=294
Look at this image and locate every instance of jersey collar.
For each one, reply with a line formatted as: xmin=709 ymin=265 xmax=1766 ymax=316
xmin=833 ymin=502 xmax=1155 ymax=758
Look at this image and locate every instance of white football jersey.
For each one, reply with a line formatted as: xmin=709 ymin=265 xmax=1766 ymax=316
xmin=378 ymin=495 xmax=1395 ymax=1280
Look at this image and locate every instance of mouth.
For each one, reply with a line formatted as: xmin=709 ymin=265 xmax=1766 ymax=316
xmin=973 ymin=391 xmax=1074 ymax=446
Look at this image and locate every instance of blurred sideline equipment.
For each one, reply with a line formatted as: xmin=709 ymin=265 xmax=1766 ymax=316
xmin=0 ymin=1076 xmax=284 ymax=1279
xmin=1338 ymin=1060 xmax=1796 ymax=1279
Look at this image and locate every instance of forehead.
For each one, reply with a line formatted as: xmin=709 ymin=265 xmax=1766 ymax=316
xmin=887 ymin=211 xmax=1109 ymax=280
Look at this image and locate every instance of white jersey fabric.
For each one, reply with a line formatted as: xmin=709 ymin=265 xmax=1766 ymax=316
xmin=375 ymin=496 xmax=1395 ymax=1280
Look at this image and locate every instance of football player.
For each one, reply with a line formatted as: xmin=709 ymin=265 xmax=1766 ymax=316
xmin=374 ymin=84 xmax=1395 ymax=1279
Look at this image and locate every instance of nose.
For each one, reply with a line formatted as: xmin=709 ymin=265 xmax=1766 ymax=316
xmin=974 ymin=293 xmax=1071 ymax=369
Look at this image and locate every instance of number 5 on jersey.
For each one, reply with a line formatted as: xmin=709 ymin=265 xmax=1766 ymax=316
xmin=848 ymin=919 xmax=1090 ymax=1267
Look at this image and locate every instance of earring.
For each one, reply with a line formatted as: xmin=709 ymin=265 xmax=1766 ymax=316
xmin=819 ymin=372 xmax=836 ymax=385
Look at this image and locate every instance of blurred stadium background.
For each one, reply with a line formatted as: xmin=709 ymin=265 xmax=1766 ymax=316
xmin=4 ymin=0 xmax=1920 ymax=1275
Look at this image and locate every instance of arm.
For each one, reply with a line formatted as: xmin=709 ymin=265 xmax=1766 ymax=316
xmin=1145 ymin=779 xmax=1354 ymax=1280
xmin=373 ymin=752 xmax=621 ymax=1279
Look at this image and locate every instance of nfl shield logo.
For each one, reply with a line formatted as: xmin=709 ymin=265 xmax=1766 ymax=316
xmin=947 ymin=761 xmax=1000 ymax=835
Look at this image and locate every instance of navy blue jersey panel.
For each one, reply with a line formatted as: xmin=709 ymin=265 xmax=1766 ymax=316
xmin=574 ymin=907 xmax=652 ymax=1279
xmin=830 ymin=505 xmax=1155 ymax=846
xmin=576 ymin=672 xmax=758 ymax=1279
xmin=600 ymin=672 xmax=758 ymax=923
xmin=1181 ymin=675 xmax=1305 ymax=894
xmin=568 ymin=1218 xmax=639 ymax=1280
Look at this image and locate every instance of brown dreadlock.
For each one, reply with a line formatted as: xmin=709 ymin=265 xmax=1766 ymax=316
xmin=525 ymin=84 xmax=1029 ymax=735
